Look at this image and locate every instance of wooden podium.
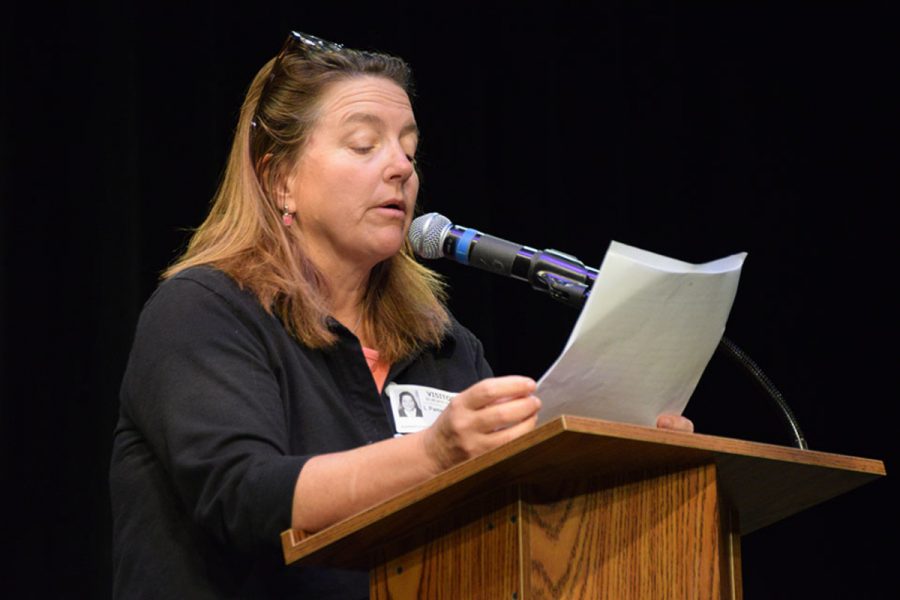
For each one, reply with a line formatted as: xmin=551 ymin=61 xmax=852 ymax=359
xmin=280 ymin=416 xmax=885 ymax=599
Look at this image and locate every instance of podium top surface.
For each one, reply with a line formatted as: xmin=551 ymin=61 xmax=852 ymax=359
xmin=281 ymin=416 xmax=885 ymax=567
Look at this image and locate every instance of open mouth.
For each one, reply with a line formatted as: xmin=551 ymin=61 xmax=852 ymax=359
xmin=377 ymin=200 xmax=406 ymax=215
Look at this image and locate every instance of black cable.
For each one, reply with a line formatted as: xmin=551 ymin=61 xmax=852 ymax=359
xmin=716 ymin=335 xmax=809 ymax=449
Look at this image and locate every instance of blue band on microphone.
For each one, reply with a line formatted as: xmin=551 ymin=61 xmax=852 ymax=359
xmin=454 ymin=228 xmax=479 ymax=265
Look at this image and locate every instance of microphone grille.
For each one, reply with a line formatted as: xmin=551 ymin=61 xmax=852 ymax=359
xmin=408 ymin=212 xmax=452 ymax=259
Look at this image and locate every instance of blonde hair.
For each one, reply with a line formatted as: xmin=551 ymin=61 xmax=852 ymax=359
xmin=164 ymin=37 xmax=449 ymax=363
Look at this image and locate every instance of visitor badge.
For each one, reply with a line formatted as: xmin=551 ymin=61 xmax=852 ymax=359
xmin=385 ymin=383 xmax=456 ymax=434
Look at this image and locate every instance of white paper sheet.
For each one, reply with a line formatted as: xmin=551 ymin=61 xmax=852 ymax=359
xmin=535 ymin=241 xmax=747 ymax=426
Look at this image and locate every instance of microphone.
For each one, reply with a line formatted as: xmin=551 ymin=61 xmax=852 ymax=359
xmin=409 ymin=214 xmax=810 ymax=449
xmin=408 ymin=212 xmax=598 ymax=307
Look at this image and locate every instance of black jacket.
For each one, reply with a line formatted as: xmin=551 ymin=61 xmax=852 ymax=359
xmin=110 ymin=266 xmax=492 ymax=599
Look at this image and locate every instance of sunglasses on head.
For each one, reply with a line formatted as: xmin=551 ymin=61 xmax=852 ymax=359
xmin=253 ymin=31 xmax=344 ymax=128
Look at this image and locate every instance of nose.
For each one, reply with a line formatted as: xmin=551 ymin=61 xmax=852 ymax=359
xmin=384 ymin=142 xmax=415 ymax=183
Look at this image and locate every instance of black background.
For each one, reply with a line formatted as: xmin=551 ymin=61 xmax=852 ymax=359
xmin=2 ymin=1 xmax=896 ymax=597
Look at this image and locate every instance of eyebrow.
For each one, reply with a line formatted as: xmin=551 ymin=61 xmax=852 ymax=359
xmin=342 ymin=112 xmax=419 ymax=137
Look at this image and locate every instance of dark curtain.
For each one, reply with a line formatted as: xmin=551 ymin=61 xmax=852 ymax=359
xmin=2 ymin=2 xmax=896 ymax=597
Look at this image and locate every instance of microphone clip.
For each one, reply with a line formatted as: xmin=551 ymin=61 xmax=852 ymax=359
xmin=527 ymin=249 xmax=597 ymax=308
xmin=534 ymin=271 xmax=592 ymax=308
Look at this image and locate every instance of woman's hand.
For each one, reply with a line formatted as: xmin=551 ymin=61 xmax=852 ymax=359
xmin=656 ymin=413 xmax=694 ymax=432
xmin=295 ymin=376 xmax=539 ymax=532
xmin=421 ymin=376 xmax=541 ymax=472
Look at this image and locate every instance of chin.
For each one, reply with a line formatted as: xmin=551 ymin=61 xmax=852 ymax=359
xmin=367 ymin=235 xmax=406 ymax=264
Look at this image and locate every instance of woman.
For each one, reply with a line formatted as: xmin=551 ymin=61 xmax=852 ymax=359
xmin=397 ymin=391 xmax=424 ymax=418
xmin=109 ymin=31 xmax=692 ymax=599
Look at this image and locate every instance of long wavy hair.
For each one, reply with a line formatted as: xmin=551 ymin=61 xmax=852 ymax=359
xmin=164 ymin=34 xmax=449 ymax=362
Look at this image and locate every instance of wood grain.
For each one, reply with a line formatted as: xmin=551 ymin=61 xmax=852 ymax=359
xmin=370 ymin=487 xmax=522 ymax=599
xmin=522 ymin=464 xmax=737 ymax=599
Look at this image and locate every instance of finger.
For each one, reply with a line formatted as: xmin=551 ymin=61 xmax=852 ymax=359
xmin=481 ymin=411 xmax=540 ymax=448
xmin=456 ymin=376 xmax=537 ymax=410
xmin=656 ymin=414 xmax=694 ymax=432
xmin=476 ymin=395 xmax=542 ymax=432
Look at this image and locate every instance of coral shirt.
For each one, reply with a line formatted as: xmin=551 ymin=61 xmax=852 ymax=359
xmin=362 ymin=346 xmax=389 ymax=393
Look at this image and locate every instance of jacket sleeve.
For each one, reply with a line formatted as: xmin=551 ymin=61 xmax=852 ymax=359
xmin=119 ymin=275 xmax=306 ymax=552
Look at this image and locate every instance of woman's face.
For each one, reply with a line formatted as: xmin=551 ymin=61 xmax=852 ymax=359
xmin=401 ymin=395 xmax=417 ymax=411
xmin=285 ymin=76 xmax=419 ymax=271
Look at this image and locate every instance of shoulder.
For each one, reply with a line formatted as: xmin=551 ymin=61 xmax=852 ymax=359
xmin=444 ymin=313 xmax=482 ymax=349
xmin=154 ymin=265 xmax=251 ymax=304
xmin=144 ymin=266 xmax=260 ymax=318
xmin=441 ymin=312 xmax=490 ymax=369
xmin=134 ymin=266 xmax=273 ymax=343
xmin=123 ymin=266 xmax=290 ymax=391
xmin=398 ymin=310 xmax=493 ymax=384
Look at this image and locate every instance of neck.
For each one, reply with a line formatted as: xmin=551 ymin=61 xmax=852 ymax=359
xmin=306 ymin=246 xmax=375 ymax=345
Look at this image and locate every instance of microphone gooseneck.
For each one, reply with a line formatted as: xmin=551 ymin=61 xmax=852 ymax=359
xmin=716 ymin=336 xmax=809 ymax=449
xmin=408 ymin=211 xmax=809 ymax=450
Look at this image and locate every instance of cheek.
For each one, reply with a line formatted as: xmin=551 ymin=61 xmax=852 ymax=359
xmin=332 ymin=161 xmax=382 ymax=201
xmin=307 ymin=168 xmax=364 ymax=220
xmin=406 ymin=173 xmax=420 ymax=214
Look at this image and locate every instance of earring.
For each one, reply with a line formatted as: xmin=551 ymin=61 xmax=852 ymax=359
xmin=282 ymin=202 xmax=294 ymax=227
